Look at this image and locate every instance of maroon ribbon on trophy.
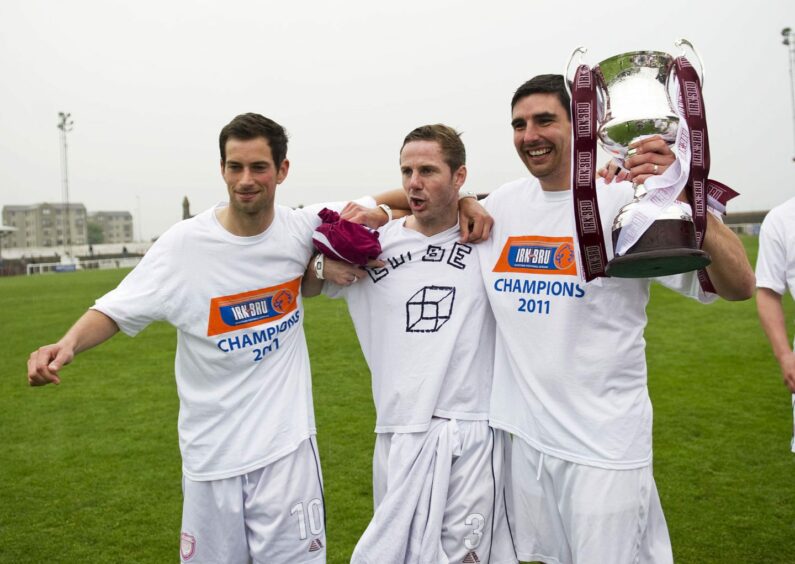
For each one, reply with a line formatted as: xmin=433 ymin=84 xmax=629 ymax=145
xmin=570 ymin=64 xmax=608 ymax=282
xmin=571 ymin=58 xmax=740 ymax=289
xmin=673 ymin=57 xmax=739 ymax=293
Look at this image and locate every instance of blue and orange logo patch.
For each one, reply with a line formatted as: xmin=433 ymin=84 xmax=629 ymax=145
xmin=493 ymin=236 xmax=577 ymax=276
xmin=207 ymin=277 xmax=300 ymax=336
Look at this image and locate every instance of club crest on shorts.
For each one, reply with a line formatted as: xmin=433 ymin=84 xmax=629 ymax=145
xmin=180 ymin=532 xmax=196 ymax=561
xmin=207 ymin=277 xmax=301 ymax=336
xmin=493 ymin=236 xmax=577 ymax=276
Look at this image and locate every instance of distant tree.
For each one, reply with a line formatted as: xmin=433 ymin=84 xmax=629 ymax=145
xmin=87 ymin=221 xmax=104 ymax=244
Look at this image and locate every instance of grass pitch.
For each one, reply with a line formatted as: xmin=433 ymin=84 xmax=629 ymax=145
xmin=1 ymin=236 xmax=793 ymax=563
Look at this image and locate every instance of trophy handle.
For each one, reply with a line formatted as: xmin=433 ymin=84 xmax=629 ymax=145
xmin=564 ymin=46 xmax=588 ymax=99
xmin=674 ymin=38 xmax=705 ymax=87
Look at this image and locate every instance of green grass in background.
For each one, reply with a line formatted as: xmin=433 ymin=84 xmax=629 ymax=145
xmin=1 ymin=236 xmax=793 ymax=563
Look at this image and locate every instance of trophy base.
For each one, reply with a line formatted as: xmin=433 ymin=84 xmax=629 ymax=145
xmin=606 ymin=219 xmax=711 ymax=278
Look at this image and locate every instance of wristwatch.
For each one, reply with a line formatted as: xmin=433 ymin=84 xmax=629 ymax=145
xmin=313 ymin=254 xmax=325 ymax=280
xmin=378 ymin=203 xmax=393 ymax=222
xmin=458 ymin=190 xmax=478 ymax=201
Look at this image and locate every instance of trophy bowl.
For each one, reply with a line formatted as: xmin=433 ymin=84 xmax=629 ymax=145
xmin=569 ymin=44 xmax=712 ymax=278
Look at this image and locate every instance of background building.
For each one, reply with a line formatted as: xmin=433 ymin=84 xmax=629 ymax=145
xmin=2 ymin=203 xmax=87 ymax=248
xmin=88 ymin=211 xmax=134 ymax=244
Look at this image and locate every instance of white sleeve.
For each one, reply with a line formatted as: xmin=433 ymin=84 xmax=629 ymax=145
xmin=755 ymin=213 xmax=787 ymax=295
xmin=655 ymin=270 xmax=717 ymax=304
xmin=321 ymin=280 xmax=348 ymax=300
xmin=91 ymin=236 xmax=176 ymax=336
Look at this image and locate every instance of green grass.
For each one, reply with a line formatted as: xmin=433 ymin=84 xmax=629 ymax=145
xmin=1 ymin=235 xmax=793 ymax=563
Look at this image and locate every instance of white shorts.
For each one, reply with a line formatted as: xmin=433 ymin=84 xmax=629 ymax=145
xmin=180 ymin=436 xmax=325 ymax=564
xmin=372 ymin=419 xmax=517 ymax=564
xmin=507 ymin=435 xmax=672 ymax=564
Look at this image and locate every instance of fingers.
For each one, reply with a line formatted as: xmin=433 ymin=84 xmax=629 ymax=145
xmin=457 ymin=198 xmax=492 ymax=243
xmin=27 ymin=345 xmax=66 ymax=386
xmin=627 ymin=135 xmax=669 ymax=155
xmin=339 ymin=202 xmax=359 ymax=219
xmin=480 ymin=215 xmax=493 ymax=243
xmin=624 ymin=137 xmax=676 ymax=185
xmin=341 ymin=205 xmax=386 ymax=229
xmin=323 ymin=258 xmax=367 ymax=286
xmin=782 ymin=356 xmax=795 ymax=393
xmin=346 ymin=266 xmax=367 ymax=286
xmin=458 ymin=210 xmax=493 ymax=243
xmin=464 ymin=215 xmax=493 ymax=244
xmin=628 ymin=162 xmax=663 ymax=187
xmin=339 ymin=202 xmax=372 ymax=226
xmin=598 ymin=159 xmax=630 ymax=184
xmin=459 ymin=218 xmax=473 ymax=243
xmin=624 ymin=150 xmax=672 ymax=171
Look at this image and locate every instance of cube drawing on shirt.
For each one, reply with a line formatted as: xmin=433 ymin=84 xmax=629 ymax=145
xmin=406 ymin=286 xmax=455 ymax=333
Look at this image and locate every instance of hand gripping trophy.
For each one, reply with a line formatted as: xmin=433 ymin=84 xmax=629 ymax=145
xmin=565 ymin=39 xmax=738 ymax=288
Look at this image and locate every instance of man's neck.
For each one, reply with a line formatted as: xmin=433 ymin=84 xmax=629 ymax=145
xmin=216 ymin=206 xmax=274 ymax=237
xmin=537 ymin=163 xmax=571 ymax=192
xmin=404 ymin=210 xmax=458 ymax=238
xmin=538 ymin=176 xmax=571 ymax=192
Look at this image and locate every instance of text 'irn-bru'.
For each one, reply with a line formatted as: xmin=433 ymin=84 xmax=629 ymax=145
xmin=493 ymin=236 xmax=577 ymax=276
xmin=207 ymin=277 xmax=301 ymax=336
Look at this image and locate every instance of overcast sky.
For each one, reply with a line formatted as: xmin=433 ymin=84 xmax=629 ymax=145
xmin=1 ymin=0 xmax=793 ymax=240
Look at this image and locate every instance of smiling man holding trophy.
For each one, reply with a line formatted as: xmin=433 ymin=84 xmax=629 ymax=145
xmin=475 ymin=41 xmax=755 ymax=563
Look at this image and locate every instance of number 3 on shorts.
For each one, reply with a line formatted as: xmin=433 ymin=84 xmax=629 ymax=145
xmin=465 ymin=513 xmax=485 ymax=549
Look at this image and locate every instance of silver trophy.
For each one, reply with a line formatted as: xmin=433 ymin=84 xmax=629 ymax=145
xmin=566 ymin=40 xmax=711 ymax=278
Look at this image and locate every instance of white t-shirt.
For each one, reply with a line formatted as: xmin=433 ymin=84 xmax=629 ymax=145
xmin=756 ymin=197 xmax=795 ymax=302
xmin=94 ymin=201 xmax=344 ymax=481
xmin=478 ymin=177 xmax=713 ymax=469
xmin=325 ymin=219 xmax=495 ymax=433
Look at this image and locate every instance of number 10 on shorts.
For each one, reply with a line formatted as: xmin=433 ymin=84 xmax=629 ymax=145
xmin=291 ymin=499 xmax=324 ymax=540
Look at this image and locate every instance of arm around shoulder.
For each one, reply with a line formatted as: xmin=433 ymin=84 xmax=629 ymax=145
xmin=302 ymin=253 xmax=372 ymax=298
xmin=27 ymin=309 xmax=119 ymax=386
xmin=702 ymin=214 xmax=755 ymax=301
xmin=302 ymin=254 xmax=326 ymax=298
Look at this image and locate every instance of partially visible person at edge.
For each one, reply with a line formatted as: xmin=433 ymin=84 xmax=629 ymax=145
xmin=26 ymin=112 xmax=492 ymax=564
xmin=475 ymin=74 xmax=754 ymax=563
xmin=304 ymin=124 xmax=517 ymax=564
xmin=756 ymin=196 xmax=795 ymax=451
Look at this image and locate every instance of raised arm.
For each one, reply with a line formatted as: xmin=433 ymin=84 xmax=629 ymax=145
xmin=340 ymin=190 xmax=411 ymax=229
xmin=757 ymin=287 xmax=795 ymax=392
xmin=457 ymin=195 xmax=492 ymax=243
xmin=701 ymin=214 xmax=755 ymax=301
xmin=27 ymin=309 xmax=120 ymax=386
xmin=341 ymin=189 xmax=492 ymax=243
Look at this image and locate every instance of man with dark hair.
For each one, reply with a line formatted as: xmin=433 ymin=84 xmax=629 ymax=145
xmin=304 ymin=124 xmax=515 ymax=564
xmin=475 ymin=74 xmax=754 ymax=563
xmin=26 ymin=112 xmax=445 ymax=564
xmin=509 ymin=73 xmax=571 ymax=120
xmin=219 ymin=112 xmax=289 ymax=168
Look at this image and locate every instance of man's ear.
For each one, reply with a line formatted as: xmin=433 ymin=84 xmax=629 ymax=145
xmin=277 ymin=158 xmax=290 ymax=184
xmin=453 ymin=165 xmax=467 ymax=190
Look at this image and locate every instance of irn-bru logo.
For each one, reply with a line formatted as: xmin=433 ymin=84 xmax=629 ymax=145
xmin=207 ymin=277 xmax=300 ymax=336
xmin=493 ymin=236 xmax=577 ymax=276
